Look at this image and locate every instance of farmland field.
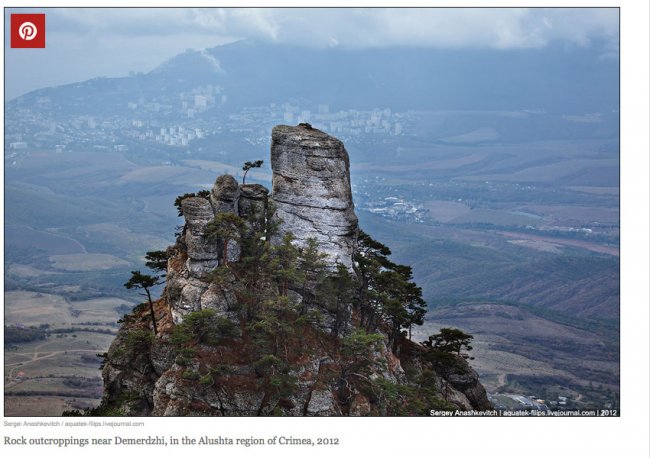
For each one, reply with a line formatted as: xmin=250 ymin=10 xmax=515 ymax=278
xmin=461 ymin=158 xmax=618 ymax=184
xmin=119 ymin=164 xmax=214 ymax=185
xmin=521 ymin=205 xmax=619 ymax=224
xmin=5 ymin=225 xmax=86 ymax=256
xmin=423 ymin=200 xmax=471 ymax=222
xmin=449 ymin=208 xmax=541 ymax=226
xmin=49 ymin=253 xmax=131 ymax=272
xmin=414 ymin=302 xmax=619 ymax=409
xmin=5 ymin=335 xmax=107 ymax=416
xmin=4 ymin=291 xmax=132 ymax=416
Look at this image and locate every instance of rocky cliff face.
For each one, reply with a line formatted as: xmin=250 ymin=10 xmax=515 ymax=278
xmin=97 ymin=124 xmax=492 ymax=416
xmin=166 ymin=125 xmax=357 ymax=324
xmin=271 ymin=125 xmax=358 ymax=269
xmin=166 ymin=180 xmax=268 ymax=324
xmin=100 ymin=298 xmax=491 ymax=416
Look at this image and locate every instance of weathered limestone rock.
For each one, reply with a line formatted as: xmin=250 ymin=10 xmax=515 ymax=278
xmin=210 ymin=174 xmax=239 ymax=214
xmin=447 ymin=361 xmax=493 ymax=410
xmin=270 ymin=124 xmax=358 ymax=269
xmin=181 ymin=197 xmax=219 ymax=278
xmin=169 ymin=125 xmax=359 ymax=326
xmin=200 ymin=283 xmax=235 ymax=314
xmin=210 ymin=175 xmax=244 ymax=265
xmin=178 ymin=283 xmax=205 ymax=314
xmin=239 ymin=184 xmax=269 ymax=220
xmin=306 ymin=389 xmax=340 ymax=416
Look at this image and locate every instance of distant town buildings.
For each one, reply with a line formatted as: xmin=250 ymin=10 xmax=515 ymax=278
xmin=5 ymin=80 xmax=412 ymax=158
xmin=361 ymin=196 xmax=427 ymax=223
xmin=9 ymin=141 xmax=27 ymax=149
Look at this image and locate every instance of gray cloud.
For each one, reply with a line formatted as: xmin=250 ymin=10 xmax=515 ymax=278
xmin=42 ymin=8 xmax=616 ymax=49
xmin=4 ymin=7 xmax=618 ymax=99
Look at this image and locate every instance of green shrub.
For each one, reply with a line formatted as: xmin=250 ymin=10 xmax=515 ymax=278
xmin=171 ymin=323 xmax=192 ymax=347
xmin=252 ymin=354 xmax=283 ymax=377
xmin=175 ymin=356 xmax=192 ymax=366
xmin=174 ymin=309 xmax=239 ymax=346
xmin=178 ymin=348 xmax=196 ymax=357
xmin=212 ymin=364 xmax=233 ymax=376
xmin=342 ymin=330 xmax=384 ymax=356
xmin=268 ymin=373 xmax=297 ymax=397
xmin=199 ymin=374 xmax=214 ymax=386
xmin=182 ymin=370 xmax=200 ymax=381
xmin=123 ymin=329 xmax=153 ymax=354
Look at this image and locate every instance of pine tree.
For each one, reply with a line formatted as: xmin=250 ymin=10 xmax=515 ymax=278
xmin=145 ymin=249 xmax=170 ymax=276
xmin=242 ymin=160 xmax=263 ymax=184
xmin=424 ymin=328 xmax=474 ymax=360
xmin=353 ymin=229 xmax=427 ymax=348
xmin=205 ymin=212 xmax=246 ymax=265
xmin=392 ymin=265 xmax=427 ymax=340
xmin=297 ymin=237 xmax=328 ymax=313
xmin=353 ymin=230 xmax=395 ymax=330
xmin=228 ymin=199 xmax=278 ymax=321
xmin=124 ymin=271 xmax=162 ymax=334
xmin=318 ymin=263 xmax=355 ymax=336
xmin=272 ymin=233 xmax=303 ymax=296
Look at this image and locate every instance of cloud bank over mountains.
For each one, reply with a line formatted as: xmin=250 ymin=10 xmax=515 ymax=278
xmin=48 ymin=8 xmax=618 ymax=50
xmin=4 ymin=8 xmax=618 ymax=99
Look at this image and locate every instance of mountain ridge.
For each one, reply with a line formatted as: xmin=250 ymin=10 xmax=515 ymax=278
xmin=8 ymin=39 xmax=618 ymax=114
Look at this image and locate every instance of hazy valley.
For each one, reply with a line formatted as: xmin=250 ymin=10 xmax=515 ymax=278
xmin=4 ymin=41 xmax=619 ymax=415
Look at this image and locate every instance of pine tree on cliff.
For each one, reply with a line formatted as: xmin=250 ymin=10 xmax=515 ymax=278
xmin=145 ymin=250 xmax=170 ymax=277
xmin=389 ymin=264 xmax=427 ymax=340
xmin=297 ymin=237 xmax=328 ymax=313
xmin=318 ymin=263 xmax=354 ymax=336
xmin=273 ymin=233 xmax=303 ymax=297
xmin=124 ymin=271 xmax=161 ymax=334
xmin=354 ymin=229 xmax=395 ymax=331
xmin=205 ymin=212 xmax=246 ymax=266
xmin=424 ymin=328 xmax=475 ymax=360
xmin=242 ymin=160 xmax=263 ymax=185
xmin=353 ymin=230 xmax=427 ymax=349
xmin=232 ymin=201 xmax=279 ymax=320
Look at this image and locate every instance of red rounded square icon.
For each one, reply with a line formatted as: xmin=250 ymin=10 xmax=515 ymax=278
xmin=11 ymin=14 xmax=46 ymax=48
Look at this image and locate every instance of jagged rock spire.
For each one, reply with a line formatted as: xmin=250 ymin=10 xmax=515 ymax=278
xmin=270 ymin=124 xmax=358 ymax=269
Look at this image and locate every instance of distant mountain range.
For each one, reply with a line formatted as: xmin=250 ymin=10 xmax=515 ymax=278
xmin=10 ymin=39 xmax=618 ymax=116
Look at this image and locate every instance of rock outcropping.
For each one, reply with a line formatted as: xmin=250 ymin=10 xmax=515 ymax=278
xmin=97 ymin=124 xmax=492 ymax=417
xmin=271 ymin=125 xmax=358 ymax=269
xmin=168 ymin=185 xmax=269 ymax=320
xmin=166 ymin=125 xmax=357 ymax=324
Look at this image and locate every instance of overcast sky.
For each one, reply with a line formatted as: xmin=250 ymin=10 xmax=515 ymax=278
xmin=4 ymin=8 xmax=619 ymax=100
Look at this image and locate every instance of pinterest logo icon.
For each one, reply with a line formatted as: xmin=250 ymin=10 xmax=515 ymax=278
xmin=11 ymin=14 xmax=46 ymax=48
xmin=18 ymin=22 xmax=38 ymax=40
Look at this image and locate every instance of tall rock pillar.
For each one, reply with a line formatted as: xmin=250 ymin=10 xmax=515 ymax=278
xmin=270 ymin=124 xmax=358 ymax=268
